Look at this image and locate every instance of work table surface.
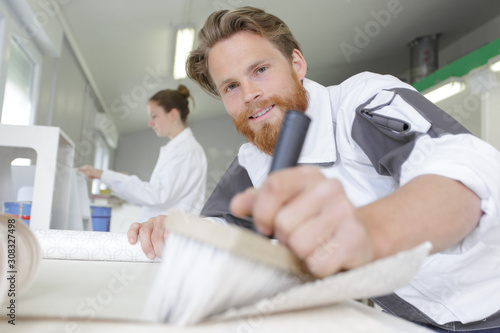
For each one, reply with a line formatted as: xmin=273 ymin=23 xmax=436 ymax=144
xmin=2 ymin=258 xmax=431 ymax=332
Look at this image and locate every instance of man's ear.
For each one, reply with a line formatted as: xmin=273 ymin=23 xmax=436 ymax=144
xmin=291 ymin=49 xmax=307 ymax=80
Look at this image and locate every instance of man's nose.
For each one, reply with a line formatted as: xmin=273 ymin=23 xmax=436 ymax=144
xmin=242 ymin=80 xmax=262 ymax=103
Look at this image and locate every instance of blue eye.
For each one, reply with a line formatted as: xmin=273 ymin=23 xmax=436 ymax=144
xmin=226 ymin=83 xmax=238 ymax=92
xmin=256 ymin=67 xmax=267 ymax=74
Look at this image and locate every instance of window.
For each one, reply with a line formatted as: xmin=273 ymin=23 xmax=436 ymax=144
xmin=1 ymin=36 xmax=39 ymax=125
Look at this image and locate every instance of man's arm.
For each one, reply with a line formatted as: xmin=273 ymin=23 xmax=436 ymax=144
xmin=231 ymin=166 xmax=482 ymax=278
xmin=359 ymin=173 xmax=481 ymax=261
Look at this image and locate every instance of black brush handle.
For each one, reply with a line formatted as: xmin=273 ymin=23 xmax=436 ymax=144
xmin=269 ymin=110 xmax=311 ymax=173
xmin=237 ymin=110 xmax=311 ymax=232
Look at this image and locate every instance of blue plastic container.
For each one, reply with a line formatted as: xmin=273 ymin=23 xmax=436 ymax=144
xmin=3 ymin=202 xmax=31 ymax=226
xmin=3 ymin=202 xmax=19 ymax=216
xmin=90 ymin=206 xmax=112 ymax=232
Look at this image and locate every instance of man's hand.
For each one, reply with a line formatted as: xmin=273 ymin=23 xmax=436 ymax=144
xmin=78 ymin=165 xmax=103 ymax=179
xmin=230 ymin=166 xmax=374 ymax=278
xmin=127 ymin=215 xmax=169 ymax=259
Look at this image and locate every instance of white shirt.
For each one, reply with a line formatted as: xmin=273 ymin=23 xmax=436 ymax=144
xmin=238 ymin=73 xmax=500 ymax=324
xmin=101 ymin=128 xmax=207 ymax=221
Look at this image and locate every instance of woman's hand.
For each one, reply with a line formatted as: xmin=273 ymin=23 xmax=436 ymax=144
xmin=78 ymin=165 xmax=103 ymax=179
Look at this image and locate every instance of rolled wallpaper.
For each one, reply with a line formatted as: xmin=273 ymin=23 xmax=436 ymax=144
xmin=33 ymin=229 xmax=160 ymax=262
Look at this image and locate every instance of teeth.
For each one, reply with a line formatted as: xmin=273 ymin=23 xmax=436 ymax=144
xmin=251 ymin=106 xmax=272 ymax=118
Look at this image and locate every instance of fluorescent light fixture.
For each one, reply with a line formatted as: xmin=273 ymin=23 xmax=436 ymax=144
xmin=173 ymin=27 xmax=195 ymax=80
xmin=488 ymin=55 xmax=500 ymax=72
xmin=423 ymin=78 xmax=466 ymax=103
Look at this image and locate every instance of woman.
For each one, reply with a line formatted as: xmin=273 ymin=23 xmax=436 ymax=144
xmin=79 ymin=85 xmax=207 ymax=221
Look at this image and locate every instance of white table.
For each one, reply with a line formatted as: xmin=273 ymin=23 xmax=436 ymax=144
xmin=1 ymin=258 xmax=431 ymax=332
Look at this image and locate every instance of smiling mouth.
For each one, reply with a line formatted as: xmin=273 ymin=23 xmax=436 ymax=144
xmin=250 ymin=105 xmax=273 ymax=119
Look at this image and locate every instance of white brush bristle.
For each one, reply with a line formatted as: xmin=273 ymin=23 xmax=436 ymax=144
xmin=143 ymin=232 xmax=305 ymax=325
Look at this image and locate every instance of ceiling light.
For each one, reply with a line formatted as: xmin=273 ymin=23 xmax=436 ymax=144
xmin=423 ymin=78 xmax=466 ymax=103
xmin=488 ymin=55 xmax=500 ymax=72
xmin=173 ymin=27 xmax=195 ymax=80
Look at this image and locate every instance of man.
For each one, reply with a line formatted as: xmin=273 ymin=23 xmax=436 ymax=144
xmin=128 ymin=7 xmax=500 ymax=331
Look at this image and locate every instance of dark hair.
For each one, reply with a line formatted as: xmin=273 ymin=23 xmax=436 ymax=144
xmin=186 ymin=6 xmax=301 ymax=97
xmin=149 ymin=84 xmax=192 ymax=123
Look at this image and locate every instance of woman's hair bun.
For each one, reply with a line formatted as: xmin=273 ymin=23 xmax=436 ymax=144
xmin=177 ymin=84 xmax=190 ymax=99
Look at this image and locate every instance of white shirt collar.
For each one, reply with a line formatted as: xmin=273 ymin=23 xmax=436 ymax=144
xmin=162 ymin=127 xmax=193 ymax=151
xmin=299 ymin=78 xmax=337 ymax=164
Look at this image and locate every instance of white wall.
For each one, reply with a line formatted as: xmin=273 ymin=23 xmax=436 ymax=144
xmin=433 ymin=69 xmax=500 ymax=151
xmin=482 ymin=70 xmax=500 ymax=150
xmin=0 ymin=0 xmax=113 ymax=209
xmin=35 ymin=37 xmax=111 ymax=168
xmin=0 ymin=0 xmax=114 ymax=170
xmin=190 ymin=115 xmax=247 ymax=197
xmin=114 ymin=128 xmax=166 ymax=182
xmin=435 ymin=82 xmax=482 ymax=137
xmin=429 ymin=17 xmax=500 ymax=150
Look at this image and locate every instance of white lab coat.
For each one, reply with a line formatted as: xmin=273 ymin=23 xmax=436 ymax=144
xmin=101 ymin=128 xmax=207 ymax=221
xmin=237 ymin=74 xmax=500 ymax=325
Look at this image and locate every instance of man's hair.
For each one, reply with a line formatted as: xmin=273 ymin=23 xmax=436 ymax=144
xmin=186 ymin=7 xmax=301 ymax=98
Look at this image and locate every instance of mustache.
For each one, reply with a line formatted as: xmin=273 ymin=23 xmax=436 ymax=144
xmin=231 ymin=70 xmax=309 ymax=155
xmin=241 ymin=100 xmax=277 ymax=119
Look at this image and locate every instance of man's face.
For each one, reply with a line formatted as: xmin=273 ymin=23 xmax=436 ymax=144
xmin=208 ymin=31 xmax=308 ymax=155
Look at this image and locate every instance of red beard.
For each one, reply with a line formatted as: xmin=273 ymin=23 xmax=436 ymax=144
xmin=232 ymin=71 xmax=309 ymax=155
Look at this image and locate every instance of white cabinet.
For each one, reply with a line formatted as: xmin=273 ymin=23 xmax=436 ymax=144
xmin=0 ymin=125 xmax=75 ymax=229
